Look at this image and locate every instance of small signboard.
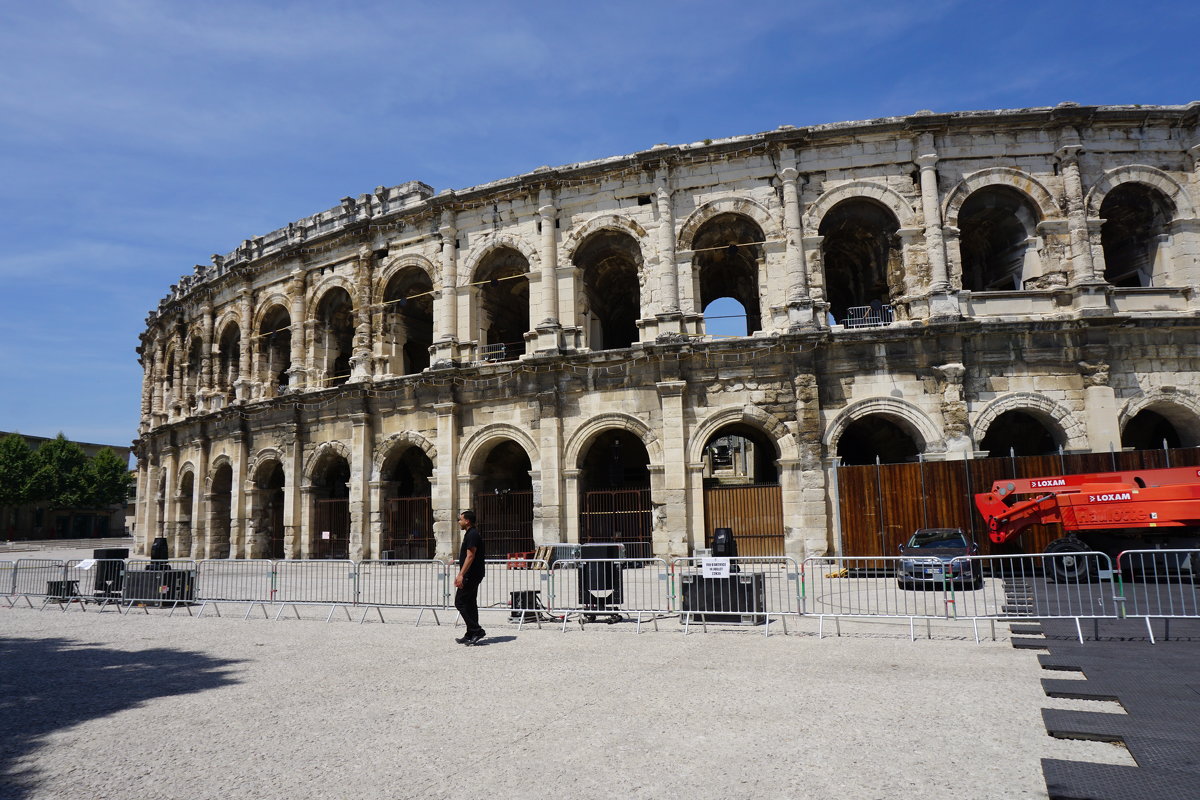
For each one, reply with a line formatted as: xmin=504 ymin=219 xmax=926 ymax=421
xmin=322 ymin=531 xmax=331 ymax=540
xmin=702 ymin=557 xmax=731 ymax=579
xmin=76 ymin=559 xmax=96 ymax=570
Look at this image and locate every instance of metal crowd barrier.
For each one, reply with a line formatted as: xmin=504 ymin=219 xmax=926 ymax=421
xmin=58 ymin=558 xmax=125 ymax=611
xmin=465 ymin=559 xmax=550 ymax=629
xmin=356 ymin=559 xmax=449 ymax=625
xmin=1115 ymin=549 xmax=1200 ymax=643
xmin=195 ymin=559 xmax=277 ymax=618
xmin=548 ymin=557 xmax=671 ymax=633
xmin=673 ymin=557 xmax=800 ymax=636
xmin=12 ymin=558 xmax=66 ymax=607
xmin=119 ymin=559 xmax=199 ymax=615
xmin=273 ymin=559 xmax=358 ymax=621
xmin=1 ymin=560 xmax=15 ymax=605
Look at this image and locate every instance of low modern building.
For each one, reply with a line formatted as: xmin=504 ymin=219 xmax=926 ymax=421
xmin=132 ymin=103 xmax=1200 ymax=561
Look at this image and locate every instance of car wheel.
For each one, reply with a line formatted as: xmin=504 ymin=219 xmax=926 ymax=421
xmin=897 ymin=578 xmax=910 ymax=591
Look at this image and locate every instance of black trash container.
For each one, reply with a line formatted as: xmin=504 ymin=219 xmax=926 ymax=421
xmin=149 ymin=537 xmax=169 ymax=570
xmin=92 ymin=548 xmax=128 ymax=596
xmin=711 ymin=527 xmax=740 ymax=572
xmin=578 ymin=543 xmax=623 ymax=610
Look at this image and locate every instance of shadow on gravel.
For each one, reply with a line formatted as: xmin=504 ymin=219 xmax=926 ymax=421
xmin=469 ymin=636 xmax=517 ymax=646
xmin=0 ymin=636 xmax=243 ymax=800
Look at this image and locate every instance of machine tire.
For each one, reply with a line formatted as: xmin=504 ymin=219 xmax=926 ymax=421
xmin=1045 ymin=537 xmax=1096 ymax=583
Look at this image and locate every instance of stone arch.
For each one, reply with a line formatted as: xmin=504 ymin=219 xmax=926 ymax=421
xmin=565 ymin=413 xmax=664 ymax=470
xmin=689 ymin=405 xmax=800 ymax=464
xmin=822 ymin=397 xmax=943 ymax=453
xmin=804 ymin=180 xmax=919 ymax=232
xmin=205 ymin=454 xmax=234 ymax=491
xmin=248 ymin=448 xmax=283 ymax=482
xmin=971 ymin=392 xmax=1085 ymax=451
xmin=307 ymin=275 xmax=357 ymax=320
xmin=214 ymin=310 xmax=241 ymax=343
xmin=943 ymin=167 xmax=1060 ymax=227
xmin=373 ymin=431 xmax=438 ymax=475
xmin=251 ymin=293 xmax=292 ymax=332
xmin=460 ymin=233 xmax=540 ymax=285
xmin=177 ymin=461 xmax=197 ymax=489
xmin=458 ymin=423 xmax=540 ymax=476
xmin=303 ymin=440 xmax=352 ymax=483
xmin=561 ymin=214 xmax=650 ymax=263
xmin=1118 ymin=389 xmax=1200 ymax=446
xmin=374 ymin=254 xmax=438 ymax=304
xmin=677 ymin=196 xmax=781 ymax=252
xmin=1085 ymin=165 xmax=1195 ymax=220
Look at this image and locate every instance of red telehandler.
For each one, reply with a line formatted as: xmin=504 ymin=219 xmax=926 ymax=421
xmin=974 ymin=466 xmax=1200 ymax=580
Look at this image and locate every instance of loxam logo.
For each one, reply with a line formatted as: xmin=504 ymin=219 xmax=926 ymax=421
xmin=1088 ymin=492 xmax=1132 ymax=503
xmin=1031 ymin=479 xmax=1066 ymax=488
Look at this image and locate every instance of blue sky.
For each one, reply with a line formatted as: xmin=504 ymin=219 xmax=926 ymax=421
xmin=1 ymin=0 xmax=1196 ymax=447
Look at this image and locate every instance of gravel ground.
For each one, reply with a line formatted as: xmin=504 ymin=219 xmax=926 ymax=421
xmin=0 ymin=580 xmax=1136 ymax=800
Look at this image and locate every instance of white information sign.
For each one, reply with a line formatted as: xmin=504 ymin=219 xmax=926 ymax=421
xmin=76 ymin=559 xmax=97 ymax=570
xmin=322 ymin=531 xmax=331 ymax=540
xmin=702 ymin=557 xmax=731 ymax=579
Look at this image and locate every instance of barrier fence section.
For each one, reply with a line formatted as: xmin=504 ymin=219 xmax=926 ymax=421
xmin=120 ymin=559 xmax=198 ymax=614
xmin=1 ymin=561 xmax=15 ymax=603
xmin=195 ymin=559 xmax=277 ymax=617
xmin=672 ymin=557 xmax=800 ymax=636
xmin=12 ymin=559 xmax=66 ymax=606
xmin=547 ymin=558 xmax=671 ymax=632
xmin=471 ymin=559 xmax=549 ymax=628
xmin=802 ymin=553 xmax=1119 ymax=642
xmin=1115 ymin=549 xmax=1200 ymax=642
xmin=356 ymin=560 xmax=449 ymax=624
xmin=271 ymin=560 xmax=358 ymax=619
xmin=59 ymin=558 xmax=124 ymax=610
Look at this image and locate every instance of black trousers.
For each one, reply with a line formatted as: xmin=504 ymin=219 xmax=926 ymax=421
xmin=454 ymin=579 xmax=483 ymax=635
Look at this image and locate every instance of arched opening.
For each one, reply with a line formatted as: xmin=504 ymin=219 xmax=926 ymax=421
xmin=216 ymin=322 xmax=241 ymax=401
xmin=253 ymin=461 xmax=286 ymax=559
xmin=1122 ymin=409 xmax=1183 ymax=450
xmin=819 ymin=199 xmax=901 ymax=325
xmin=164 ymin=351 xmax=176 ymax=404
xmin=209 ymin=463 xmax=232 ymax=558
xmin=185 ymin=338 xmax=202 ymax=410
xmin=578 ymin=430 xmax=651 ymax=556
xmin=700 ymin=424 xmax=782 ymax=556
xmin=178 ymin=471 xmax=194 ymax=556
xmin=380 ymin=445 xmax=435 ymax=559
xmin=381 ymin=267 xmax=434 ymax=376
xmin=473 ymin=440 xmax=534 ymax=557
xmin=1100 ymin=183 xmax=1175 ymax=287
xmin=575 ymin=230 xmax=641 ymax=350
xmin=258 ymin=306 xmax=291 ymax=398
xmin=474 ymin=248 xmax=530 ymax=362
xmin=703 ymin=297 xmax=748 ymax=338
xmin=979 ymin=411 xmax=1060 ymax=457
xmin=310 ymin=453 xmax=350 ymax=559
xmin=958 ymin=186 xmax=1039 ymax=291
xmin=313 ymin=288 xmax=355 ymax=388
xmin=837 ymin=416 xmax=922 ymax=465
xmin=693 ymin=214 xmax=763 ymax=336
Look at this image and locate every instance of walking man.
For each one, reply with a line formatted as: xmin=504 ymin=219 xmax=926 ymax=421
xmin=454 ymin=509 xmax=486 ymax=645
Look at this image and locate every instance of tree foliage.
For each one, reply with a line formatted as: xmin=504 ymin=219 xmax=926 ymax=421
xmin=1 ymin=433 xmax=133 ymax=511
xmin=0 ymin=433 xmax=36 ymax=509
xmin=84 ymin=447 xmax=135 ymax=509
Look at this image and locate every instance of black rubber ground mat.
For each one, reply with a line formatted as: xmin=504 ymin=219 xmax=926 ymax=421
xmin=1021 ymin=613 xmax=1200 ymax=800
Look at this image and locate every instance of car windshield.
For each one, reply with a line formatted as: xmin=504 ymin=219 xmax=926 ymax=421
xmin=908 ymin=531 xmax=967 ymax=549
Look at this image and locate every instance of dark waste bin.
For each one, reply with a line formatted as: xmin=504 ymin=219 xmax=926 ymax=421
xmin=92 ymin=547 xmax=128 ymax=595
xmin=711 ymin=527 xmax=740 ymax=572
xmin=149 ymin=537 xmax=169 ymax=570
xmin=578 ymin=543 xmax=623 ymax=609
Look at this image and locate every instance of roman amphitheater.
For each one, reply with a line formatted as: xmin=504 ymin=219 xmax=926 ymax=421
xmin=132 ymin=103 xmax=1200 ymax=563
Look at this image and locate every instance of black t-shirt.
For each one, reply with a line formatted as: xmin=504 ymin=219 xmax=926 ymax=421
xmin=458 ymin=526 xmax=486 ymax=582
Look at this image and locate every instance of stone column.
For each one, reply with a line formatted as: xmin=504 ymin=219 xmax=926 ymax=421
xmin=138 ymin=347 xmax=153 ymax=433
xmin=1057 ymin=141 xmax=1099 ymax=284
xmin=287 ymin=269 xmax=307 ymax=391
xmin=433 ymin=401 xmax=458 ymax=558
xmin=562 ymin=469 xmax=581 ymax=545
xmin=655 ymin=380 xmax=688 ymax=556
xmin=350 ymin=247 xmax=374 ymax=380
xmin=198 ymin=303 xmax=214 ymax=411
xmin=368 ymin=479 xmax=387 ymax=558
xmin=535 ymin=188 xmax=563 ymax=352
xmin=134 ymin=455 xmax=150 ymax=555
xmin=801 ymin=234 xmax=828 ymax=317
xmin=1081 ymin=361 xmax=1120 ymax=452
xmin=297 ymin=486 xmax=314 ymax=559
xmin=915 ymin=141 xmax=950 ymax=292
xmin=192 ymin=437 xmax=209 ymax=558
xmin=231 ymin=431 xmax=248 ymax=557
xmin=286 ymin=421 xmax=305 ymax=559
xmin=779 ymin=158 xmax=815 ymax=328
xmin=161 ymin=445 xmax=178 ymax=555
xmin=348 ymin=410 xmax=372 ymax=559
xmin=151 ymin=337 xmax=165 ymax=422
xmin=431 ymin=216 xmax=459 ymax=366
xmin=654 ymin=170 xmax=684 ymax=337
xmin=535 ymin=390 xmax=562 ymax=544
xmin=932 ymin=363 xmax=971 ymax=458
xmin=143 ymin=453 xmax=160 ymax=557
xmin=237 ymin=286 xmax=253 ymax=402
